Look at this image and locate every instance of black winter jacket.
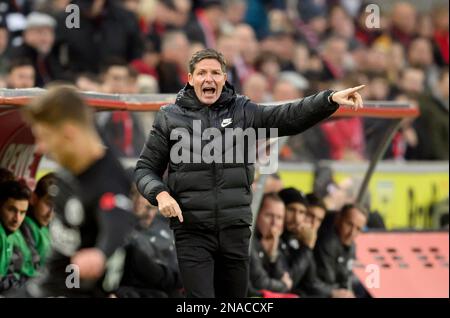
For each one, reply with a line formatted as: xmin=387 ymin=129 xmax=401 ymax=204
xmin=314 ymin=228 xmax=355 ymax=290
xmin=135 ymin=82 xmax=339 ymax=230
xmin=281 ymin=232 xmax=332 ymax=297
xmin=248 ymin=235 xmax=290 ymax=296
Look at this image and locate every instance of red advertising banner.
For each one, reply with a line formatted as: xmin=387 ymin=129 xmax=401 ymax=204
xmin=0 ymin=108 xmax=41 ymax=189
xmin=354 ymin=232 xmax=449 ymax=298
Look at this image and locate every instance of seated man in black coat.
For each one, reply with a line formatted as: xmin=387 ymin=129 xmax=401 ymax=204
xmin=248 ymin=193 xmax=293 ymax=296
xmin=117 ymin=184 xmax=182 ymax=298
xmin=314 ymin=203 xmax=368 ymax=297
xmin=279 ymin=188 xmax=353 ymax=298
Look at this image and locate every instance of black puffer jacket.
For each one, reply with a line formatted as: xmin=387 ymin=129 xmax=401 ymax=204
xmin=314 ymin=228 xmax=355 ymax=290
xmin=248 ymin=235 xmax=290 ymax=295
xmin=281 ymin=232 xmax=332 ymax=297
xmin=135 ymin=82 xmax=338 ymax=230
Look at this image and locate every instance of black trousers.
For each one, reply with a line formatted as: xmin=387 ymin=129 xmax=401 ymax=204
xmin=174 ymin=225 xmax=251 ymax=298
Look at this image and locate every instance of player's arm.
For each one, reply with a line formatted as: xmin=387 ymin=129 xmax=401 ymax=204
xmin=71 ymin=194 xmax=135 ymax=280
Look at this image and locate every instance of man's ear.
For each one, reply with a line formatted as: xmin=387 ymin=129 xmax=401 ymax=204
xmin=188 ymin=73 xmax=193 ymax=86
xmin=223 ymin=72 xmax=227 ymax=82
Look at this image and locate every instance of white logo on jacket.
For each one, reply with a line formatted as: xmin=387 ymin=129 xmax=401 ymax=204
xmin=221 ymin=118 xmax=233 ymax=127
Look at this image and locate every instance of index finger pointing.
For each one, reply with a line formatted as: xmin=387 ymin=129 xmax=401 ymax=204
xmin=348 ymin=85 xmax=366 ymax=93
xmin=175 ymin=205 xmax=184 ymax=223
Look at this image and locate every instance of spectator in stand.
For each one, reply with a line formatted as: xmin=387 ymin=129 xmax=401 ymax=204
xmin=260 ymin=31 xmax=297 ymax=72
xmin=233 ymin=23 xmax=259 ymax=79
xmin=10 ymin=12 xmax=65 ymax=87
xmin=319 ymin=36 xmax=350 ymax=81
xmin=327 ymin=5 xmax=360 ymax=51
xmin=431 ymin=6 xmax=449 ymax=66
xmin=242 ymin=72 xmax=269 ymax=104
xmin=0 ymin=0 xmax=33 ymax=44
xmin=407 ymin=37 xmax=440 ymax=89
xmin=185 ymin=0 xmax=224 ymax=48
xmin=222 ymin=0 xmax=247 ymax=29
xmin=6 ymin=58 xmax=35 ymax=89
xmin=131 ymin=40 xmax=159 ymax=79
xmin=96 ymin=59 xmax=146 ymax=157
xmin=364 ymin=73 xmax=398 ymax=159
xmin=54 ymin=0 xmax=143 ymax=74
xmin=216 ymin=33 xmax=243 ymax=93
xmin=365 ymin=44 xmax=390 ymax=76
xmin=389 ymin=2 xmax=417 ymax=47
xmin=156 ymin=30 xmax=190 ymax=93
xmin=408 ymin=68 xmax=449 ymax=160
xmin=416 ymin=13 xmax=434 ymax=40
xmin=254 ymin=51 xmax=281 ymax=92
xmin=272 ymin=72 xmax=307 ymax=101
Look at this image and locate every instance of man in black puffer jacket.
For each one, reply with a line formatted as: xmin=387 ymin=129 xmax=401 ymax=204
xmin=135 ymin=48 xmax=365 ymax=298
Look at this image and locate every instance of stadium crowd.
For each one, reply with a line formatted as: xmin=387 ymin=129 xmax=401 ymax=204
xmin=0 ymin=0 xmax=448 ymax=161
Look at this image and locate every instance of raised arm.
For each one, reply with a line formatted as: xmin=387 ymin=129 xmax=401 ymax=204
xmin=245 ymin=86 xmax=365 ymax=137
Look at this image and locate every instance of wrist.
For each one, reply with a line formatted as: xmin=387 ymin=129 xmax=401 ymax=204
xmin=156 ymin=191 xmax=170 ymax=201
xmin=328 ymin=90 xmax=338 ymax=105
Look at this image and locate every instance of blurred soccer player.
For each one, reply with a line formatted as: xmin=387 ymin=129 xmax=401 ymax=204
xmin=19 ymin=86 xmax=135 ymax=297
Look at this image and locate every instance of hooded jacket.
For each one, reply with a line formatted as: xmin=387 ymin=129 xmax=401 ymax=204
xmin=135 ymin=82 xmax=339 ymax=230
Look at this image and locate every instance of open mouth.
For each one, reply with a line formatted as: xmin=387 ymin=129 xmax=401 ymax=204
xmin=202 ymin=87 xmax=216 ymax=96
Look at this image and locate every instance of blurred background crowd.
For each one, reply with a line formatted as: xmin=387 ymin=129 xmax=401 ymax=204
xmin=0 ymin=0 xmax=448 ymax=162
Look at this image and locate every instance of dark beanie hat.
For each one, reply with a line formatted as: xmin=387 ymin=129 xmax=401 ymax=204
xmin=278 ymin=187 xmax=308 ymax=206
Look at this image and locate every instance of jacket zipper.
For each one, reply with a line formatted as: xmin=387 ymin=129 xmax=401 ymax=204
xmin=206 ymin=107 xmax=219 ymax=231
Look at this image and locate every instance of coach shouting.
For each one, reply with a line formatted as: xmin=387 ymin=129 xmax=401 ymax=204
xmin=135 ymin=48 xmax=364 ymax=298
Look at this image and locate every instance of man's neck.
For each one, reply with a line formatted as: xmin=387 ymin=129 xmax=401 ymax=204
xmin=68 ymin=134 xmax=105 ymax=175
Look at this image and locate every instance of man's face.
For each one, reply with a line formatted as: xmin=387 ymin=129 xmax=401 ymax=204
xmin=257 ymin=199 xmax=285 ymax=238
xmin=32 ymin=194 xmax=54 ymax=227
xmin=0 ymin=198 xmax=29 ymax=232
xmin=285 ymin=202 xmax=307 ymax=234
xmin=188 ymin=58 xmax=227 ymax=106
xmin=8 ymin=66 xmax=35 ymax=89
xmin=401 ymin=69 xmax=424 ymax=95
xmin=102 ymin=66 xmax=130 ymax=94
xmin=337 ymin=208 xmax=367 ymax=246
xmin=24 ymin=27 xmax=55 ymax=55
xmin=306 ymin=206 xmax=326 ymax=231
xmin=32 ymin=122 xmax=72 ymax=168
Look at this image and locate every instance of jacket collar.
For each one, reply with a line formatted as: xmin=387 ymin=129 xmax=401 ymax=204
xmin=175 ymin=81 xmax=236 ymax=110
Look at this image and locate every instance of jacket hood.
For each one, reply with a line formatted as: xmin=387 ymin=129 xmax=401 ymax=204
xmin=175 ymin=81 xmax=236 ymax=110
